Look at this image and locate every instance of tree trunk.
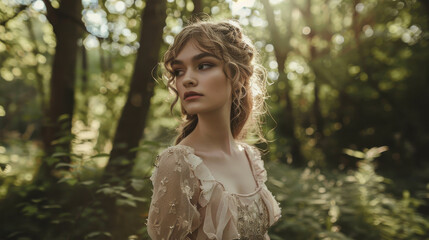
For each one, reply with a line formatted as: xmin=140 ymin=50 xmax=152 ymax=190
xmin=38 ymin=0 xmax=82 ymax=182
xmin=261 ymin=0 xmax=302 ymax=166
xmin=81 ymin=41 xmax=89 ymax=124
xmin=302 ymin=0 xmax=325 ymax=142
xmin=313 ymin=81 xmax=324 ymax=135
xmin=100 ymin=0 xmax=167 ymax=237
xmin=102 ymin=0 xmax=167 ymax=183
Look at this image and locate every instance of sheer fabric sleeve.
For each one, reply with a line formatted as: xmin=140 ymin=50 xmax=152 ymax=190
xmin=147 ymin=148 xmax=201 ymax=240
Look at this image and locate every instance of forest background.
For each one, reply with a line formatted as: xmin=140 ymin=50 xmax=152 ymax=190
xmin=0 ymin=0 xmax=429 ymax=239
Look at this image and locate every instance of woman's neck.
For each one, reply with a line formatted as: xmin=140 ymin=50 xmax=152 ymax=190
xmin=186 ymin=110 xmax=237 ymax=155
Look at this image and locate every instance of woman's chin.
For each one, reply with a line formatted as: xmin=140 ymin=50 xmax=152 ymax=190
xmin=183 ymin=108 xmax=199 ymax=115
xmin=183 ymin=105 xmax=205 ymax=115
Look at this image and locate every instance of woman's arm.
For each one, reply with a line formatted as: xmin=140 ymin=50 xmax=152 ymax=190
xmin=147 ymin=149 xmax=200 ymax=239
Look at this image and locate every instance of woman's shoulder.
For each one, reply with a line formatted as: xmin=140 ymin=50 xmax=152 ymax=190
xmin=159 ymin=144 xmax=194 ymax=156
xmin=155 ymin=144 xmax=202 ymax=171
xmin=237 ymin=141 xmax=267 ymax=182
xmin=237 ymin=141 xmax=262 ymax=159
xmin=150 ymin=145 xmax=203 ymax=187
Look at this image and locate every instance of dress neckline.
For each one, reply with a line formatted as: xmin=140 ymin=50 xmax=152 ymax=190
xmin=176 ymin=142 xmax=262 ymax=197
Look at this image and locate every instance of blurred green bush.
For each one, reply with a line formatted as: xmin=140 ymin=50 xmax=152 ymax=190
xmin=2 ymin=143 xmax=428 ymax=239
xmin=267 ymin=146 xmax=429 ymax=240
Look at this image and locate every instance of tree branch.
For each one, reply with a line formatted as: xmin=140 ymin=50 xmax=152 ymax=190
xmin=192 ymin=0 xmax=203 ymax=15
xmin=42 ymin=0 xmax=58 ymax=25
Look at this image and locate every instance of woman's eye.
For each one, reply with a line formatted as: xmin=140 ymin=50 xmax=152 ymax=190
xmin=173 ymin=69 xmax=184 ymax=76
xmin=198 ymin=63 xmax=213 ymax=70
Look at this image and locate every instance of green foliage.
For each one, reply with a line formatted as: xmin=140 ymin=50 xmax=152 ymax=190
xmin=0 ymin=137 xmax=159 ymax=239
xmin=267 ymin=147 xmax=429 ymax=239
xmin=1 ymin=0 xmax=428 ymax=239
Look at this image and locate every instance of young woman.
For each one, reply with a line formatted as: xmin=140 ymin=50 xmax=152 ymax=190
xmin=147 ymin=20 xmax=281 ymax=239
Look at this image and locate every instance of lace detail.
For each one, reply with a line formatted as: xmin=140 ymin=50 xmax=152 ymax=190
xmin=234 ymin=196 xmax=269 ymax=240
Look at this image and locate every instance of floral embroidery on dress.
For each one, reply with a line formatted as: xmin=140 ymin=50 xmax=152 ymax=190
xmin=147 ymin=143 xmax=281 ymax=240
xmin=181 ymin=179 xmax=193 ymax=197
xmin=235 ymin=196 xmax=270 ymax=240
xmin=169 ymin=200 xmax=177 ymax=214
xmin=175 ymin=157 xmax=182 ymax=172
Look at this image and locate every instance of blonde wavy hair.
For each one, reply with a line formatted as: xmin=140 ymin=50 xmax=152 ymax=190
xmin=163 ymin=20 xmax=268 ymax=145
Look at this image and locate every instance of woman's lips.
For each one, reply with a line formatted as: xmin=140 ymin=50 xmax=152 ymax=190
xmin=184 ymin=91 xmax=203 ymax=100
xmin=185 ymin=95 xmax=202 ymax=101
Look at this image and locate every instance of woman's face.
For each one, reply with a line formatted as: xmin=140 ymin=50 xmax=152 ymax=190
xmin=172 ymin=39 xmax=232 ymax=116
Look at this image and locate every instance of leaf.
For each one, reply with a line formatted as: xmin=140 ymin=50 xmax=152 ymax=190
xmin=31 ymin=198 xmax=44 ymax=203
xmin=365 ymin=146 xmax=389 ymax=159
xmin=55 ymin=162 xmax=74 ymax=169
xmin=57 ymin=114 xmax=70 ymax=122
xmin=119 ymin=192 xmax=134 ymax=199
xmin=79 ymin=180 xmax=94 ymax=185
xmin=131 ymin=196 xmax=147 ymax=203
xmin=58 ymin=177 xmax=78 ymax=186
xmin=51 ymin=152 xmax=70 ymax=158
xmin=131 ymin=179 xmax=145 ymax=191
xmin=90 ymin=153 xmax=110 ymax=159
xmin=116 ymin=198 xmax=136 ymax=207
xmin=98 ymin=183 xmax=111 ymax=188
xmin=97 ymin=187 xmax=117 ymax=196
xmin=51 ymin=135 xmax=74 ymax=145
xmin=22 ymin=205 xmax=38 ymax=215
xmin=58 ymin=177 xmax=72 ymax=183
xmin=67 ymin=178 xmax=78 ymax=186
xmin=112 ymin=186 xmax=126 ymax=191
xmin=46 ymin=157 xmax=60 ymax=166
xmin=85 ymin=232 xmax=112 ymax=239
xmin=343 ymin=148 xmax=366 ymax=159
xmin=51 ymin=152 xmax=80 ymax=158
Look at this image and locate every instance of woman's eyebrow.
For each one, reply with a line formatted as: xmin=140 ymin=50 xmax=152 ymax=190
xmin=171 ymin=52 xmax=219 ymax=66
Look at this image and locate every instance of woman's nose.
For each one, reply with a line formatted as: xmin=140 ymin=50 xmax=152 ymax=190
xmin=182 ymin=73 xmax=197 ymax=88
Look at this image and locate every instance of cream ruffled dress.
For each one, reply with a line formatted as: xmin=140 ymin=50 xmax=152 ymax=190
xmin=146 ymin=142 xmax=281 ymax=239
